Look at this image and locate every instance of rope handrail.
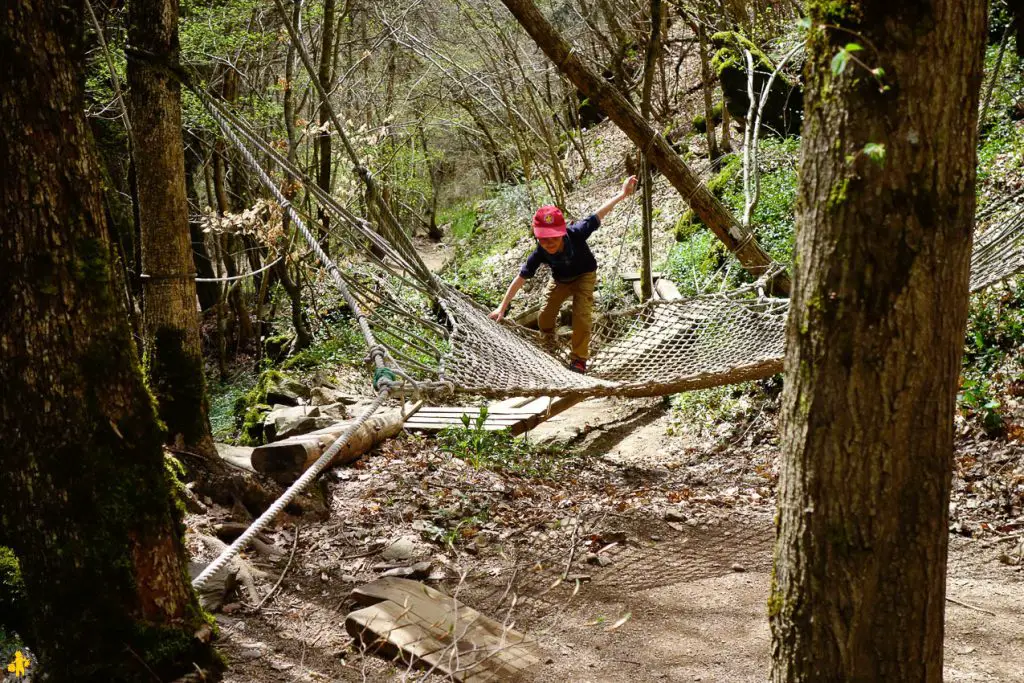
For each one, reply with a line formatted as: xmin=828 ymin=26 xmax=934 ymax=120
xmin=192 ymin=390 xmax=391 ymax=590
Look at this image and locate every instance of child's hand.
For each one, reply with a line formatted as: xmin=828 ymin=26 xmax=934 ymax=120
xmin=489 ymin=307 xmax=505 ymax=322
xmin=621 ymin=175 xmax=638 ymax=197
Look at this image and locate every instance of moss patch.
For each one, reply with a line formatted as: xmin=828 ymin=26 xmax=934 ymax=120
xmin=146 ymin=327 xmax=209 ymax=447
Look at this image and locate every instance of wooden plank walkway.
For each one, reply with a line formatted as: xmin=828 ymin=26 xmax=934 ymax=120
xmin=404 ymin=395 xmax=580 ymax=435
xmin=346 ymin=577 xmax=542 ymax=682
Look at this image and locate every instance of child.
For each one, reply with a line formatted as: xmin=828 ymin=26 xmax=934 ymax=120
xmin=489 ymin=176 xmax=638 ymax=374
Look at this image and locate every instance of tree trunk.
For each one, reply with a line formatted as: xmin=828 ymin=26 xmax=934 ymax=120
xmin=281 ymin=0 xmax=313 ymax=353
xmin=693 ymin=17 xmax=721 ymax=160
xmin=185 ymin=140 xmax=220 ymax=311
xmin=770 ymin=2 xmax=986 ymax=681
xmin=497 ymin=0 xmax=789 ymax=294
xmin=639 ymin=0 xmax=661 ymax=302
xmin=0 ymin=1 xmax=222 ymax=678
xmin=317 ymin=0 xmax=337 ymax=251
xmin=127 ymin=0 xmax=216 ymax=456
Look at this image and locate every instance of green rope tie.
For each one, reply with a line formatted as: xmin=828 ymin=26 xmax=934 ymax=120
xmin=373 ymin=367 xmax=397 ymax=391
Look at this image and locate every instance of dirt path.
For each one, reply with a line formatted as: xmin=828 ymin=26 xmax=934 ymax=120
xmin=207 ymin=395 xmax=1023 ymax=682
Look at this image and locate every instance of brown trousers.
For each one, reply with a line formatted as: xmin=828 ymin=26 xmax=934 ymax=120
xmin=537 ymin=272 xmax=596 ymax=360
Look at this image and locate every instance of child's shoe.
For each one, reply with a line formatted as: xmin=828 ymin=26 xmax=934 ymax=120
xmin=569 ymin=358 xmax=587 ymax=374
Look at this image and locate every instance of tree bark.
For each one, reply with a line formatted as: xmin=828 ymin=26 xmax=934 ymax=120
xmin=770 ymin=2 xmax=986 ymax=680
xmin=0 ymin=0 xmax=222 ymax=678
xmin=317 ymin=0 xmax=337 ymax=251
xmin=497 ymin=0 xmax=789 ymax=294
xmin=639 ymin=0 xmax=661 ymax=301
xmin=693 ymin=17 xmax=721 ymax=160
xmin=185 ymin=139 xmax=220 ymax=311
xmin=127 ymin=0 xmax=216 ymax=456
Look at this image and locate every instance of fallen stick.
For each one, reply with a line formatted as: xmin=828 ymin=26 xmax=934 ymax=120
xmin=256 ymin=524 xmax=300 ymax=610
xmin=946 ymin=596 xmax=997 ymax=617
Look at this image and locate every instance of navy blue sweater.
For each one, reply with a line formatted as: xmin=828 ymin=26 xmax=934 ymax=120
xmin=519 ymin=214 xmax=600 ymax=283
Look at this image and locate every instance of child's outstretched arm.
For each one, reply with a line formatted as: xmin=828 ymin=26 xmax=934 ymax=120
xmin=489 ymin=275 xmax=527 ymax=322
xmin=595 ymin=176 xmax=638 ymax=221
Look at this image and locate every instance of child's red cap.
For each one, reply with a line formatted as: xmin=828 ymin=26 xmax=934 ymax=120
xmin=532 ymin=206 xmax=567 ymax=238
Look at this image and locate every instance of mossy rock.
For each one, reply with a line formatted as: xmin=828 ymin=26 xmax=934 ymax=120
xmin=674 ymin=210 xmax=703 ymax=242
xmin=709 ymin=32 xmax=804 ymax=136
xmin=232 ymin=369 xmax=286 ymax=445
xmin=263 ymin=334 xmax=294 ymax=364
xmin=707 ymin=154 xmax=742 ymax=198
xmin=692 ymin=102 xmax=724 ymax=133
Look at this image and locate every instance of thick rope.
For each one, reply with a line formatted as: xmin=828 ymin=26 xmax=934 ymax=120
xmin=198 ymin=93 xmax=395 ymax=376
xmin=192 ymin=390 xmax=390 ymax=590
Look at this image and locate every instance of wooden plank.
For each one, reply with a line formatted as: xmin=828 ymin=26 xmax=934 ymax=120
xmin=510 ymin=395 xmax=583 ymax=436
xmin=489 ymin=396 xmax=535 ymax=410
xmin=346 ymin=578 xmax=542 ymax=682
xmin=405 ymin=421 xmax=516 ymax=432
xmin=413 ymin=407 xmax=538 ymax=416
xmin=407 ymin=414 xmax=524 ymax=423
xmin=620 ymin=270 xmax=664 ymax=282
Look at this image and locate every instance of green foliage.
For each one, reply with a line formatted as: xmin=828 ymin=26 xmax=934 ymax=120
xmin=437 ymin=408 xmax=572 ymax=479
xmin=232 ymin=369 xmax=283 ymax=445
xmin=667 ymin=380 xmax=779 ymax=441
xmin=667 ymin=138 xmax=799 ymax=293
xmin=0 ymin=547 xmax=26 ymax=644
xmin=282 ymin=321 xmax=364 ymax=370
xmin=958 ymin=376 xmax=1004 ymax=436
xmin=438 ymin=204 xmax=478 ymax=240
xmin=830 ymin=42 xmax=862 ymax=76
xmin=959 ymin=278 xmax=1024 ymax=435
xmin=207 ymin=370 xmax=257 ymax=442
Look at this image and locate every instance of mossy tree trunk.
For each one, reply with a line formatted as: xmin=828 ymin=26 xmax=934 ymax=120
xmin=770 ymin=1 xmax=986 ymax=680
xmin=0 ymin=0 xmax=222 ymax=678
xmin=127 ymin=0 xmax=216 ymax=456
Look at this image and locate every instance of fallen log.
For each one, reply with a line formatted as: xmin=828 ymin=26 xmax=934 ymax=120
xmin=250 ymin=408 xmax=406 ymax=484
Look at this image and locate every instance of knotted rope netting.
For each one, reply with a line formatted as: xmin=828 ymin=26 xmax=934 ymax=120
xmin=195 ymin=89 xmax=1024 ymax=405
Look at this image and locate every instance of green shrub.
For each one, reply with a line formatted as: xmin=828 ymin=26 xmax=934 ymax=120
xmin=437 ymin=408 xmax=572 ymax=479
xmin=438 ymin=204 xmax=478 ymax=241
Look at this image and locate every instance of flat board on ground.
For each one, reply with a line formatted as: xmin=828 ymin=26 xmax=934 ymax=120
xmin=346 ymin=577 xmax=542 ymax=682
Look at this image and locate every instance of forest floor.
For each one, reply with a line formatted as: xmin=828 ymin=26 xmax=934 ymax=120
xmin=191 ymin=394 xmax=1024 ymax=682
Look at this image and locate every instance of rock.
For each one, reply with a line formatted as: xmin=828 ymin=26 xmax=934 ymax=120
xmin=266 ymin=377 xmax=311 ymax=406
xmin=585 ymin=553 xmax=612 ymax=567
xmin=311 ymin=386 xmax=356 ymax=407
xmin=312 ymin=370 xmax=339 ymax=389
xmin=381 ymin=536 xmax=420 ymax=561
xmin=731 ymin=563 xmax=746 ymax=573
xmin=189 ymin=561 xmax=238 ymax=612
xmin=318 ymin=402 xmax=350 ymax=419
xmin=686 ymin=518 xmax=700 ymax=527
xmin=664 ymin=510 xmax=687 ymax=523
xmin=667 ymin=522 xmax=686 ymax=532
xmin=263 ymin=405 xmax=320 ymax=442
xmin=274 ymin=417 xmax=318 ymax=440
xmin=564 ymin=573 xmax=592 ymax=582
xmin=238 ymin=648 xmax=263 ymax=661
xmin=381 ymin=561 xmax=432 ymax=579
xmin=216 ymin=443 xmax=255 ymax=472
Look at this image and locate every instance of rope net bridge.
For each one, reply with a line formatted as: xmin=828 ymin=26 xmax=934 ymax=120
xmin=191 ymin=90 xmax=1024 ymax=591
xmin=202 ymin=90 xmax=1024 ymax=403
